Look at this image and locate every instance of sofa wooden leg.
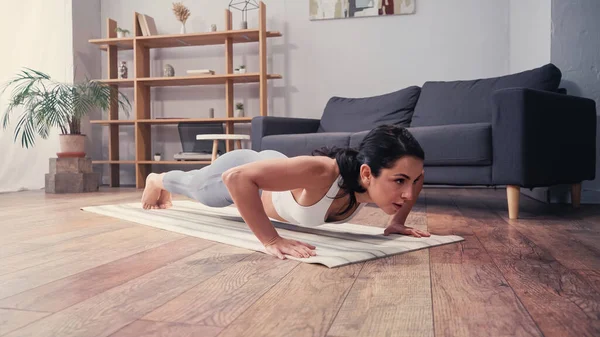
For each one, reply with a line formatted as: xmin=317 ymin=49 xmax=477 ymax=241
xmin=571 ymin=183 xmax=581 ymax=208
xmin=507 ymin=185 xmax=520 ymax=219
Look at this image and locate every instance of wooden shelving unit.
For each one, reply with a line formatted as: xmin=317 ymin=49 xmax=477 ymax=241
xmin=89 ymin=2 xmax=281 ymax=188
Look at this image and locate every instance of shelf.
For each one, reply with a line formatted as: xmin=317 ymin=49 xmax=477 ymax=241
xmin=136 ymin=73 xmax=281 ymax=87
xmin=90 ymin=120 xmax=135 ymax=125
xmin=138 ymin=160 xmax=212 ymax=165
xmin=95 ymin=79 xmax=135 ymax=87
xmin=89 ymin=37 xmax=134 ymax=50
xmin=92 ymin=160 xmax=136 ymax=164
xmin=135 ymin=29 xmax=282 ymax=49
xmin=137 ymin=117 xmax=252 ymax=124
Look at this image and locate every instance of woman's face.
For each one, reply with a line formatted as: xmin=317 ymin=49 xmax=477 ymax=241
xmin=360 ymin=156 xmax=424 ymax=215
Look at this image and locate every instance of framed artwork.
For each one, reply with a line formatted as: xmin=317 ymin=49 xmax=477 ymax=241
xmin=310 ymin=0 xmax=416 ymax=20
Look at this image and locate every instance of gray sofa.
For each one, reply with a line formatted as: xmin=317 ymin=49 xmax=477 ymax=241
xmin=251 ymin=64 xmax=597 ymax=219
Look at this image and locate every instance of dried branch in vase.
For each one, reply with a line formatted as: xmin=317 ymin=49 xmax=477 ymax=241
xmin=172 ymin=2 xmax=191 ymax=23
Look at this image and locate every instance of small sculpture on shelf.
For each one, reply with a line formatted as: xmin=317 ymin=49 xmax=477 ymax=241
xmin=210 ymin=24 xmax=217 ymax=32
xmin=209 ymin=108 xmax=215 ymax=118
xmin=172 ymin=2 xmax=191 ymax=34
xmin=118 ymin=61 xmax=128 ymax=79
xmin=235 ymin=102 xmax=244 ymax=117
xmin=115 ymin=27 xmax=130 ymax=38
xmin=229 ymin=0 xmax=259 ymax=29
xmin=163 ymin=64 xmax=175 ymax=77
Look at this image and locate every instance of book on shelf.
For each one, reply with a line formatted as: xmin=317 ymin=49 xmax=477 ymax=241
xmin=137 ymin=13 xmax=158 ymax=36
xmin=186 ymin=69 xmax=215 ymax=75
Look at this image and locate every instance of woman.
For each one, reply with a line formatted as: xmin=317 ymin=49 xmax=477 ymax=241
xmin=141 ymin=124 xmax=430 ymax=260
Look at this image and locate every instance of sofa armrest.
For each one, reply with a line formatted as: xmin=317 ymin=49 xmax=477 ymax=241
xmin=491 ymin=87 xmax=596 ymax=187
xmin=251 ymin=116 xmax=321 ymax=151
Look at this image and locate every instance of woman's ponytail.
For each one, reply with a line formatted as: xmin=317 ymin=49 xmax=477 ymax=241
xmin=312 ymin=146 xmax=365 ymax=216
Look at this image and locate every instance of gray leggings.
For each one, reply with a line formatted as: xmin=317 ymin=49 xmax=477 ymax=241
xmin=163 ymin=149 xmax=287 ymax=207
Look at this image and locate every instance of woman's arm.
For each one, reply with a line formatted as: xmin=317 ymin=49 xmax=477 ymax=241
xmin=222 ymin=155 xmax=336 ymax=258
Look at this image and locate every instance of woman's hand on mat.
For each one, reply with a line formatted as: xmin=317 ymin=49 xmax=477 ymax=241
xmin=264 ymin=236 xmax=316 ymax=259
xmin=384 ymin=224 xmax=430 ymax=238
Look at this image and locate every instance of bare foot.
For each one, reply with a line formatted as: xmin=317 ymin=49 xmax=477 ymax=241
xmin=141 ymin=173 xmax=163 ymax=210
xmin=157 ymin=190 xmax=173 ymax=209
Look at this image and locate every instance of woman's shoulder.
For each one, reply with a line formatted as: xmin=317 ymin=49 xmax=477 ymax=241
xmin=295 ymin=155 xmax=339 ymax=178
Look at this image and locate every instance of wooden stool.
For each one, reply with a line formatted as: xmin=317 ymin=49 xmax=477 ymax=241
xmin=196 ymin=134 xmax=251 ymax=162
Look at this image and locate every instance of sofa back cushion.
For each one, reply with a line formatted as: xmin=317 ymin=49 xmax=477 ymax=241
xmin=410 ymin=63 xmax=562 ymax=127
xmin=317 ymin=86 xmax=421 ymax=133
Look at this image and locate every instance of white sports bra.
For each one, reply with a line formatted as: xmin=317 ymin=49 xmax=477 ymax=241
xmin=271 ymin=175 xmax=365 ymax=227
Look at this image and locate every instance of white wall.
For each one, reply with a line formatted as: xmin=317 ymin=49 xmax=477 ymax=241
xmin=97 ymin=0 xmax=511 ymax=185
xmin=0 ymin=0 xmax=73 ymax=193
xmin=509 ymin=0 xmax=551 ymax=73
xmin=72 ymin=0 xmax=107 ymax=182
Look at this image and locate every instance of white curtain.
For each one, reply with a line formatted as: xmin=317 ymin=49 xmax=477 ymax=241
xmin=0 ymin=0 xmax=73 ymax=193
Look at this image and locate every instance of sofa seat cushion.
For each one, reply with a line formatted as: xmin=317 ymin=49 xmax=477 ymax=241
xmin=261 ymin=132 xmax=352 ymax=157
xmin=349 ymin=123 xmax=492 ymax=166
xmin=411 ymin=63 xmax=562 ymax=127
xmin=317 ymin=86 xmax=421 ymax=133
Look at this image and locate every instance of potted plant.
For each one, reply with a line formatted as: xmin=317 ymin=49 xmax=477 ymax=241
xmin=234 ymin=67 xmax=240 ymax=74
xmin=1 ymin=68 xmax=131 ymax=156
xmin=235 ymin=102 xmax=244 ymax=117
xmin=238 ymin=65 xmax=246 ymax=74
xmin=115 ymin=27 xmax=130 ymax=38
xmin=154 ymin=152 xmax=161 ymax=161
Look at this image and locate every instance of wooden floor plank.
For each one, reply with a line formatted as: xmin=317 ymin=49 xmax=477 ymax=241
xmin=143 ymin=253 xmax=298 ymax=327
xmin=109 ymin=320 xmax=222 ymax=337
xmin=470 ymin=188 xmax=600 ymax=271
xmin=0 ymin=237 xmax=211 ymax=312
xmin=217 ymin=263 xmax=363 ymax=337
xmin=0 ymin=243 xmax=46 ymax=260
xmin=326 ymin=251 xmax=433 ymax=337
xmin=427 ymin=189 xmax=543 ymax=337
xmin=3 ymin=244 xmax=252 ymax=337
xmin=452 ymin=188 xmax=600 ymax=337
xmin=0 ymin=308 xmax=50 ymax=336
xmin=0 ymin=212 xmax=115 ymax=244
xmin=0 ymin=225 xmax=158 ymax=276
xmin=326 ymin=196 xmax=434 ymax=337
xmin=0 ymin=222 xmax=131 ymax=259
xmin=0 ymin=226 xmax=184 ymax=300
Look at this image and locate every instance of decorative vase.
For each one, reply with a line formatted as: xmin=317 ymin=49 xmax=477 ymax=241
xmin=163 ymin=64 xmax=175 ymax=77
xmin=235 ymin=109 xmax=244 ymax=117
xmin=118 ymin=61 xmax=128 ymax=79
xmin=209 ymin=108 xmax=215 ymax=118
xmin=58 ymin=134 xmax=86 ymax=157
xmin=240 ymin=21 xmax=248 ymax=29
xmin=180 ymin=22 xmax=186 ymax=34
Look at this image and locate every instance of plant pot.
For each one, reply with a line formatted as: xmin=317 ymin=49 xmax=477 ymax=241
xmin=154 ymin=155 xmax=161 ymax=161
xmin=239 ymin=68 xmax=246 ymax=74
xmin=235 ymin=109 xmax=244 ymax=117
xmin=58 ymin=134 xmax=86 ymax=158
xmin=117 ymin=31 xmax=125 ymax=38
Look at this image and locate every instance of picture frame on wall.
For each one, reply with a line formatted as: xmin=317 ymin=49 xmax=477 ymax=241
xmin=309 ymin=0 xmax=416 ymax=21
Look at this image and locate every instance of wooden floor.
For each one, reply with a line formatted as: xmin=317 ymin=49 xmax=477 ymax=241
xmin=0 ymin=187 xmax=599 ymax=337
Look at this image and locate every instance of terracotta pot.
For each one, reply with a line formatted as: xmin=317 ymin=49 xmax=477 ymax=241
xmin=58 ymin=134 xmax=86 ymax=158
